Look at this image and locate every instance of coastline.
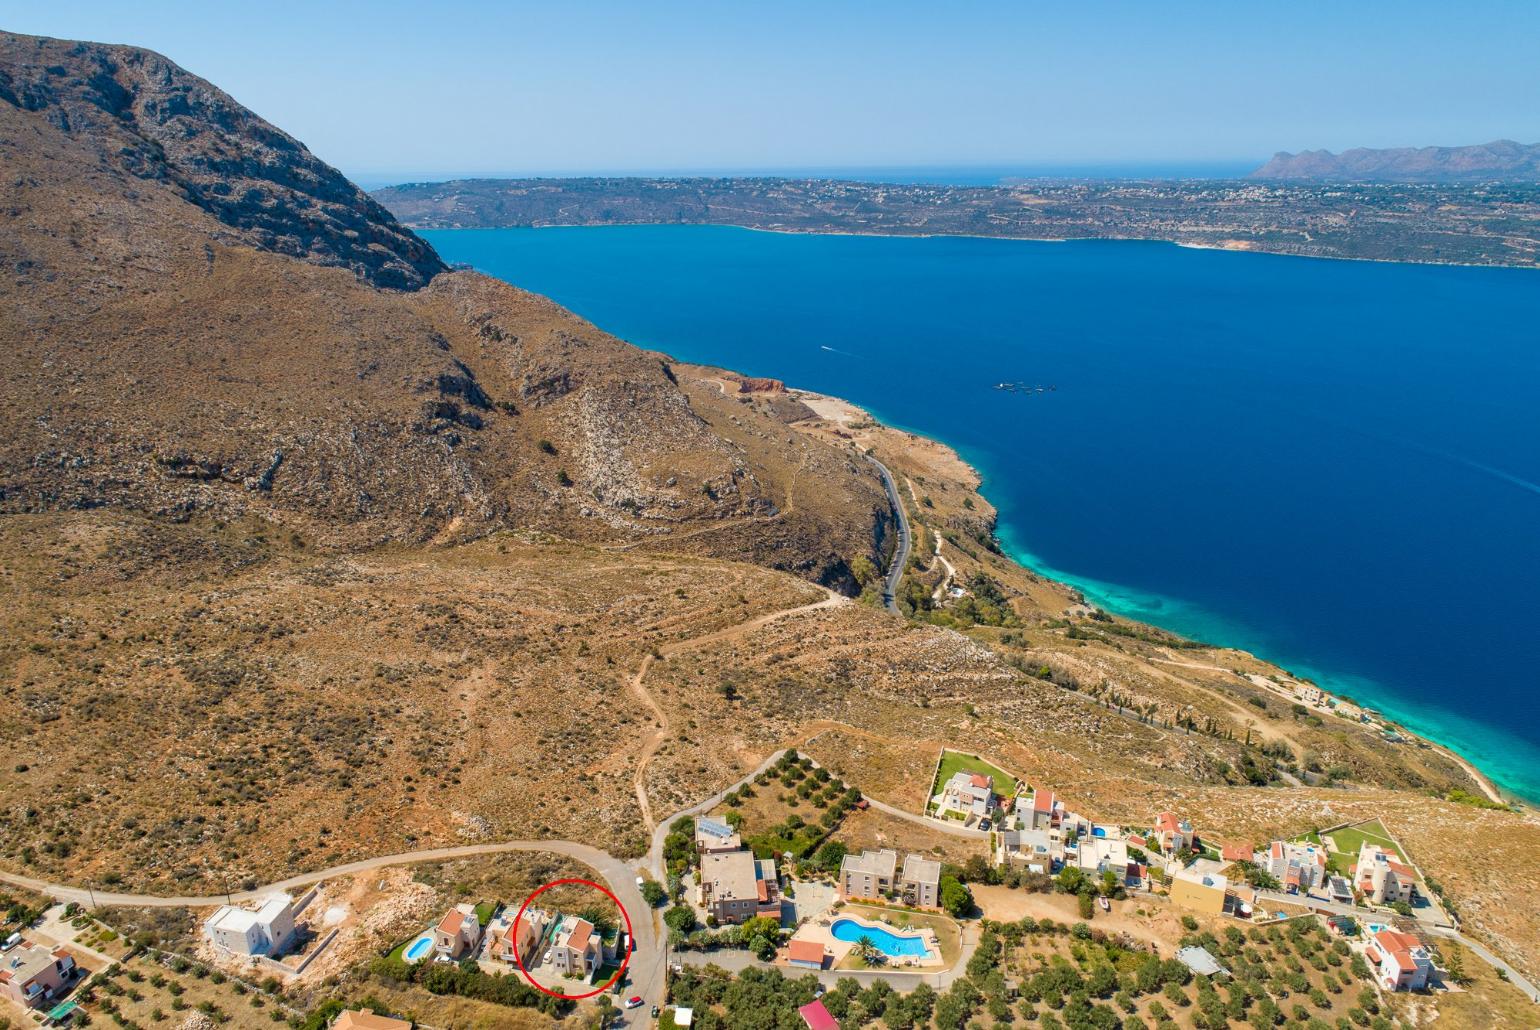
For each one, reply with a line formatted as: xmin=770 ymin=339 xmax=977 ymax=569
xmin=422 ymin=224 xmax=1539 ymax=810
xmin=433 ymin=220 xmax=1540 ymax=272
xmin=790 ymin=384 xmax=1516 ymax=809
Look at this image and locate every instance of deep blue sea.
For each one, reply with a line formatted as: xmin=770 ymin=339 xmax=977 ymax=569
xmin=425 ymin=225 xmax=1540 ymax=804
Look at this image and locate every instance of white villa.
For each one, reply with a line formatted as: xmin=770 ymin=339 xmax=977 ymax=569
xmin=1356 ymin=844 xmax=1418 ymax=905
xmin=203 ymin=893 xmax=298 ymax=958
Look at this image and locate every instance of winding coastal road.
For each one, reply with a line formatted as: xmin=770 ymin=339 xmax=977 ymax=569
xmin=865 ymin=453 xmax=911 ymax=614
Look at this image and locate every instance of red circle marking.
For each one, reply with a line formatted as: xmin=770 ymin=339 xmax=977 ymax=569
xmin=510 ymin=877 xmax=634 ymax=1001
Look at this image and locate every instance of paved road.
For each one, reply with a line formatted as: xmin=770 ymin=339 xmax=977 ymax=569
xmin=865 ymin=454 xmax=911 ymax=615
xmin=0 ymin=840 xmax=670 ymax=1014
xmin=1253 ymin=890 xmax=1538 ymax=1003
xmin=645 ymin=750 xmax=790 ymax=881
xmin=1423 ymin=926 xmax=1540 ymax=1003
xmin=8 ymin=748 xmax=1531 ymax=1011
xmin=859 ymin=794 xmax=988 ymax=840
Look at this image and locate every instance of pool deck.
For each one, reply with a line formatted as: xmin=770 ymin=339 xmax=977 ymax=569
xmin=402 ymin=932 xmax=434 ymax=964
xmin=788 ymin=907 xmax=945 ymax=970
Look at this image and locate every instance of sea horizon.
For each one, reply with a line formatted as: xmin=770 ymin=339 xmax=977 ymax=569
xmin=424 ymin=223 xmax=1540 ymax=806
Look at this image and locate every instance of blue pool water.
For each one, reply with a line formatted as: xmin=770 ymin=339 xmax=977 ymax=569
xmin=403 ymin=936 xmax=433 ymax=962
xmin=830 ymin=918 xmax=931 ymax=958
xmin=426 ymin=225 xmax=1540 ymax=804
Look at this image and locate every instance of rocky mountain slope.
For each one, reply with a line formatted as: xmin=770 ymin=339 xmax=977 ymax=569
xmin=5 ymin=30 xmax=1540 ymax=996
xmin=1250 ymin=138 xmax=1540 ymax=182
xmin=0 ymin=32 xmax=889 ymax=585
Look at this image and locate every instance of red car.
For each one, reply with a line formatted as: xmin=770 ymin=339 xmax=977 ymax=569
xmin=625 ymin=996 xmax=644 ymax=1009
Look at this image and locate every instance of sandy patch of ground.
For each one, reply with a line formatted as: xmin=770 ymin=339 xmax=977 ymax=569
xmin=972 ymin=885 xmax=1183 ymax=954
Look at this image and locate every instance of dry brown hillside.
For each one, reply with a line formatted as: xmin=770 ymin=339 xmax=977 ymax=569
xmin=0 ymin=31 xmax=890 ymax=586
xmin=2 ymin=30 xmax=1538 ymax=996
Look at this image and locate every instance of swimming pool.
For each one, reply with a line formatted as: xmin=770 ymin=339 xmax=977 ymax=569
xmin=403 ymin=935 xmax=433 ymax=963
xmin=830 ymin=918 xmax=931 ymax=958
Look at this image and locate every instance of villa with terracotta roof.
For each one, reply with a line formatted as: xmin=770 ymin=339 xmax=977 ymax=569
xmin=546 ymin=914 xmax=608 ymax=977
xmin=0 ymin=939 xmax=76 ymax=1009
xmin=935 ymin=770 xmax=996 ymax=824
xmin=1151 ymin=811 xmax=1195 ymax=856
xmin=331 ymin=1010 xmax=411 ymax=1030
xmin=699 ymin=849 xmax=781 ymax=924
xmin=1028 ymin=788 xmax=1059 ymax=830
xmin=431 ymin=903 xmax=482 ymax=961
xmin=1220 ymin=840 xmax=1254 ymax=863
xmin=1355 ymin=843 xmax=1418 ymax=906
xmin=1365 ymin=928 xmax=1433 ymax=991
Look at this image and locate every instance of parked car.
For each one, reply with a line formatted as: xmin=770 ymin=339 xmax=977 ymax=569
xmin=979 ymin=818 xmax=991 ymax=831
xmin=651 ymin=1006 xmax=660 ymax=1018
xmin=625 ymin=996 xmax=644 ymax=1009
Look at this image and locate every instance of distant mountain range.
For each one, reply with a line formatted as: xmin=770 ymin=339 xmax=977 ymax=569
xmin=1250 ymin=139 xmax=1540 ymax=183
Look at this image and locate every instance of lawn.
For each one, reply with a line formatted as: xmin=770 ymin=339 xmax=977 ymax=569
xmin=1323 ymin=821 xmax=1400 ymax=862
xmin=927 ymin=749 xmax=1018 ymax=812
xmin=1291 ymin=821 xmax=1401 ymax=877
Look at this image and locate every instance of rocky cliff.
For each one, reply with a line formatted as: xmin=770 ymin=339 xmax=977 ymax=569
xmin=0 ymin=32 xmax=889 ymax=584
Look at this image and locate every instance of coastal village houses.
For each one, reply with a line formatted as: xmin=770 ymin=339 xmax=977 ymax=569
xmin=1170 ymin=865 xmax=1229 ymax=915
xmin=1260 ymin=839 xmax=1330 ymax=895
xmin=998 ymin=827 xmax=1060 ymax=872
xmin=1356 ymin=844 xmax=1418 ymax=905
xmin=1152 ymin=811 xmax=1195 ymax=857
xmin=546 ymin=914 xmax=611 ymax=978
xmin=1366 ymin=928 xmax=1434 ymax=991
xmin=485 ymin=907 xmax=547 ymax=965
xmin=1027 ymin=788 xmax=1062 ymax=832
xmin=838 ymin=849 xmax=943 ymax=910
xmin=0 ymin=940 xmax=76 ymax=1009
xmin=1077 ymin=835 xmax=1144 ymax=888
xmin=432 ymin=903 xmax=482 ymax=961
xmin=935 ymin=771 xmax=996 ymax=825
xmin=699 ymin=849 xmax=782 ymax=924
xmin=839 ymin=848 xmax=897 ymax=901
xmin=901 ymin=855 xmax=943 ymax=909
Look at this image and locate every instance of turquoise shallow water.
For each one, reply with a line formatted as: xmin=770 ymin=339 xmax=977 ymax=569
xmin=425 ymin=225 xmax=1540 ymax=804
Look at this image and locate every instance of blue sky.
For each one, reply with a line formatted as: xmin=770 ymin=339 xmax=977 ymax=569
xmin=8 ymin=1 xmax=1539 ymax=183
